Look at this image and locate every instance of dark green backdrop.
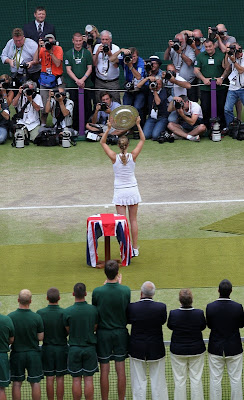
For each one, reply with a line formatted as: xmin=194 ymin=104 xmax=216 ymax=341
xmin=1 ymin=1 xmax=244 ymax=75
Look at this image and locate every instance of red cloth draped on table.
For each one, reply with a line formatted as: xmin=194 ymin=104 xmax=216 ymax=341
xmin=87 ymin=214 xmax=133 ymax=267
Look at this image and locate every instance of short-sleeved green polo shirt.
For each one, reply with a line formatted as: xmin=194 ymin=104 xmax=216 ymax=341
xmin=37 ymin=305 xmax=67 ymax=346
xmin=195 ymin=48 xmax=225 ymax=91
xmin=0 ymin=314 xmax=15 ymax=352
xmin=64 ymin=48 xmax=93 ymax=88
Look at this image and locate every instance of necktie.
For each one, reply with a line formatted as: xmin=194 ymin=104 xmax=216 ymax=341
xmin=38 ymin=23 xmax=42 ymax=38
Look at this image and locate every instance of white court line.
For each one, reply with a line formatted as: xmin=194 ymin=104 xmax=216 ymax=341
xmin=0 ymin=199 xmax=244 ymax=211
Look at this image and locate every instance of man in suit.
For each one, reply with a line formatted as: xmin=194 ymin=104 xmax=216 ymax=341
xmin=206 ymin=279 xmax=244 ymax=400
xmin=127 ymin=281 xmax=168 ymax=400
xmin=23 ymin=6 xmax=56 ymax=44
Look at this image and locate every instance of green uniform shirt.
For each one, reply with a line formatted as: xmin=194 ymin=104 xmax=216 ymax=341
xmin=37 ymin=305 xmax=67 ymax=346
xmin=64 ymin=48 xmax=93 ymax=88
xmin=195 ymin=48 xmax=225 ymax=91
xmin=0 ymin=314 xmax=15 ymax=352
xmin=63 ymin=302 xmax=98 ymax=346
xmin=92 ymin=283 xmax=131 ymax=330
xmin=8 ymin=309 xmax=44 ymax=352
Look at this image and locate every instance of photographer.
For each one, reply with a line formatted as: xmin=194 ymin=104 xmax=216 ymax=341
xmin=181 ymin=29 xmax=206 ymax=56
xmin=86 ymin=92 xmax=127 ymax=137
xmin=137 ymin=77 xmax=169 ymax=140
xmin=164 ymin=33 xmax=197 ymax=101
xmin=221 ymin=43 xmax=244 ymax=128
xmin=1 ymin=28 xmax=39 ymax=87
xmin=0 ymin=95 xmax=10 ymax=144
xmin=110 ymin=47 xmax=145 ymax=121
xmin=0 ymin=75 xmax=14 ymax=106
xmin=12 ymin=80 xmax=43 ymax=141
xmin=93 ymin=30 xmax=120 ymax=103
xmin=45 ymin=89 xmax=74 ymax=129
xmin=208 ymin=24 xmax=236 ymax=53
xmin=167 ymin=95 xmax=206 ymax=141
xmin=83 ymin=24 xmax=101 ymax=54
xmin=194 ymin=39 xmax=226 ymax=129
xmin=38 ymin=34 xmax=64 ymax=126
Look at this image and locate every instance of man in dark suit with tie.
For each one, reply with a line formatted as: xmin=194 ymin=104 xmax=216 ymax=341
xmin=23 ymin=6 xmax=56 ymax=44
xmin=127 ymin=281 xmax=168 ymax=400
xmin=206 ymin=279 xmax=244 ymax=400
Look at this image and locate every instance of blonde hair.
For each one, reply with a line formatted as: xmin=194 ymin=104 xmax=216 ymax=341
xmin=118 ymin=136 xmax=129 ymax=165
xmin=18 ymin=289 xmax=32 ymax=305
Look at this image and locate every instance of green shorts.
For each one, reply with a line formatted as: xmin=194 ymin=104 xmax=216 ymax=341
xmin=0 ymin=353 xmax=10 ymax=387
xmin=42 ymin=345 xmax=68 ymax=377
xmin=68 ymin=346 xmax=98 ymax=377
xmin=10 ymin=350 xmax=43 ymax=383
xmin=96 ymin=328 xmax=128 ymax=364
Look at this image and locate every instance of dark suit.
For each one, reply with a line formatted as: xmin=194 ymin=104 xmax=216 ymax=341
xmin=127 ymin=298 xmax=167 ymax=360
xmin=167 ymin=308 xmax=206 ymax=355
xmin=23 ymin=21 xmax=56 ymax=43
xmin=127 ymin=298 xmax=168 ymax=399
xmin=206 ymin=298 xmax=244 ymax=400
xmin=206 ymin=298 xmax=244 ymax=356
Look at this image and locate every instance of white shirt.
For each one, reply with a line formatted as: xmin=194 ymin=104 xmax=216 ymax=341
xmin=228 ymin=56 xmax=244 ymax=90
xmin=184 ymin=101 xmax=203 ymax=119
xmin=50 ymin=98 xmax=74 ymax=128
xmin=17 ymin=93 xmax=43 ymax=131
xmin=113 ymin=153 xmax=137 ymax=189
xmin=166 ymin=73 xmax=187 ymax=101
xmin=93 ymin=43 xmax=120 ymax=80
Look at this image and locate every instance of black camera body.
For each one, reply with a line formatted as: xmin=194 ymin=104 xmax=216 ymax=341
xmin=55 ymin=92 xmax=65 ymax=100
xmin=173 ymin=39 xmax=180 ymax=51
xmin=145 ymin=60 xmax=152 ymax=74
xmin=149 ymin=81 xmax=158 ymax=90
xmin=186 ymin=35 xmax=195 ymax=45
xmin=124 ymin=54 xmax=132 ymax=64
xmin=0 ymin=78 xmax=9 ymax=90
xmin=87 ymin=33 xmax=94 ymax=45
xmin=228 ymin=45 xmax=236 ymax=56
xmin=165 ymin=70 xmax=176 ymax=80
xmin=157 ymin=131 xmax=175 ymax=143
xmin=45 ymin=41 xmax=55 ymax=51
xmin=106 ymin=134 xmax=118 ymax=145
xmin=99 ymin=102 xmax=108 ymax=111
xmin=174 ymin=100 xmax=184 ymax=109
xmin=209 ymin=27 xmax=218 ymax=41
xmin=103 ymin=44 xmax=110 ymax=53
xmin=124 ymin=81 xmax=134 ymax=91
xmin=19 ymin=62 xmax=29 ymax=70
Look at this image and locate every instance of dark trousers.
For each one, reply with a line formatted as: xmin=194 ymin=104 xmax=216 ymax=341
xmin=187 ymin=77 xmax=199 ymax=102
xmin=69 ymin=88 xmax=92 ymax=131
xmin=200 ymin=89 xmax=227 ymax=129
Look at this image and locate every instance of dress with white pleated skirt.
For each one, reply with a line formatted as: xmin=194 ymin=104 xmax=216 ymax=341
xmin=112 ymin=153 xmax=141 ymax=206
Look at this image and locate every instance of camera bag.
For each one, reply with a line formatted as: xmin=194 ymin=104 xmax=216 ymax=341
xmin=38 ymin=72 xmax=57 ymax=88
xmin=34 ymin=128 xmax=59 ymax=146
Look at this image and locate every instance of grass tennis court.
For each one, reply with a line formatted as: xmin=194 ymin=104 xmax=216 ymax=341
xmin=0 ymin=135 xmax=244 ymax=398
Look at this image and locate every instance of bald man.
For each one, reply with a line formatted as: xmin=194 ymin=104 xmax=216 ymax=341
xmin=8 ymin=289 xmax=44 ymax=400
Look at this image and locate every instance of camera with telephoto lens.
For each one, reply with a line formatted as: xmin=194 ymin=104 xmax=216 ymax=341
xmin=45 ymin=40 xmax=55 ymax=51
xmin=228 ymin=45 xmax=236 ymax=56
xmin=106 ymin=134 xmax=118 ymax=145
xmin=124 ymin=81 xmax=134 ymax=91
xmin=99 ymin=102 xmax=108 ymax=111
xmin=22 ymin=84 xmax=36 ymax=97
xmin=186 ymin=35 xmax=195 ymax=45
xmin=149 ymin=81 xmax=158 ymax=90
xmin=157 ymin=131 xmax=175 ymax=143
xmin=174 ymin=99 xmax=184 ymax=109
xmin=209 ymin=27 xmax=218 ymax=41
xmin=165 ymin=70 xmax=176 ymax=80
xmin=103 ymin=44 xmax=109 ymax=53
xmin=87 ymin=33 xmax=94 ymax=45
xmin=145 ymin=60 xmax=152 ymax=74
xmin=0 ymin=78 xmax=9 ymax=90
xmin=124 ymin=54 xmax=132 ymax=64
xmin=173 ymin=39 xmax=180 ymax=51
xmin=55 ymin=92 xmax=66 ymax=100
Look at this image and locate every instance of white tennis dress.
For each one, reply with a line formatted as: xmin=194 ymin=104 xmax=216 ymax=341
xmin=112 ymin=153 xmax=141 ymax=206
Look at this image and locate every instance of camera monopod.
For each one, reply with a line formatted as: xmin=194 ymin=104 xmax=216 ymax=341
xmin=209 ymin=79 xmax=221 ymax=141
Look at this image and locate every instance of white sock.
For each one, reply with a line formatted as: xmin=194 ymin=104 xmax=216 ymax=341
xmin=187 ymin=134 xmax=193 ymax=140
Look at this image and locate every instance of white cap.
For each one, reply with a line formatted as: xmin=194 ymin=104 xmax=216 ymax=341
xmin=85 ymin=25 xmax=93 ymax=33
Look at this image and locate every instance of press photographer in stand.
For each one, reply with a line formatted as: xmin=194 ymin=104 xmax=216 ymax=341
xmin=1 ymin=28 xmax=39 ymax=87
xmin=110 ymin=47 xmax=145 ymax=122
xmin=181 ymin=29 xmax=206 ymax=56
xmin=12 ymin=80 xmax=43 ymax=141
xmin=86 ymin=91 xmax=127 ymax=138
xmin=93 ymin=30 xmax=120 ymax=103
xmin=208 ymin=24 xmax=236 ymax=53
xmin=0 ymin=75 xmax=14 ymax=106
xmin=164 ymin=33 xmax=197 ymax=101
xmin=137 ymin=76 xmax=169 ymax=140
xmin=38 ymin=34 xmax=64 ymax=126
xmin=221 ymin=43 xmax=244 ymax=129
xmin=167 ymin=95 xmax=206 ymax=141
xmin=45 ymin=89 xmax=74 ymax=130
xmin=83 ymin=24 xmax=101 ymax=55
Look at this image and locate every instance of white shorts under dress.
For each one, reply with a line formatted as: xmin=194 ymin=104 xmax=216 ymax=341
xmin=112 ymin=153 xmax=141 ymax=206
